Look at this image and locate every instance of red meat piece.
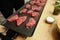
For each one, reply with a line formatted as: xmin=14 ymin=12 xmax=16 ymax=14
xmin=31 ymin=5 xmax=41 ymax=11
xmin=32 ymin=12 xmax=39 ymax=17
xmin=7 ymin=15 xmax=18 ymax=22
xmin=30 ymin=1 xmax=36 ymax=5
xmin=26 ymin=18 xmax=36 ymax=28
xmin=35 ymin=6 xmax=41 ymax=11
xmin=16 ymin=16 xmax=27 ymax=26
xmin=40 ymin=3 xmax=45 ymax=6
xmin=36 ymin=1 xmax=40 ymax=4
xmin=36 ymin=0 xmax=40 ymax=1
xmin=19 ymin=9 xmax=27 ymax=14
xmin=40 ymin=0 xmax=46 ymax=3
xmin=37 ymin=3 xmax=45 ymax=6
xmin=26 ymin=4 xmax=31 ymax=9
xmin=27 ymin=10 xmax=33 ymax=15
xmin=31 ymin=5 xmax=37 ymax=11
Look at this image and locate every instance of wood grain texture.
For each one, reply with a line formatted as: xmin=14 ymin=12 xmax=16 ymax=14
xmin=14 ymin=0 xmax=60 ymax=40
xmin=26 ymin=0 xmax=56 ymax=40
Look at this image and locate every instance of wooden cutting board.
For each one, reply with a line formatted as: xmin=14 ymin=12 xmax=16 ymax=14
xmin=15 ymin=0 xmax=60 ymax=40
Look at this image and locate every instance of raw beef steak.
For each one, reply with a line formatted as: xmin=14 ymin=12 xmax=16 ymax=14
xmin=16 ymin=16 xmax=27 ymax=26
xmin=7 ymin=15 xmax=18 ymax=22
xmin=26 ymin=18 xmax=36 ymax=28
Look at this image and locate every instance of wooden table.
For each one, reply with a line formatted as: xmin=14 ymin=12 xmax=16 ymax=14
xmin=14 ymin=0 xmax=60 ymax=40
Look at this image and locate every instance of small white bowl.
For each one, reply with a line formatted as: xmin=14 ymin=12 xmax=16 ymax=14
xmin=45 ymin=16 xmax=55 ymax=24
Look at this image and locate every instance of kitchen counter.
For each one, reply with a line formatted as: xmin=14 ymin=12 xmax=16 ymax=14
xmin=0 ymin=0 xmax=60 ymax=40
xmin=15 ymin=0 xmax=60 ymax=40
